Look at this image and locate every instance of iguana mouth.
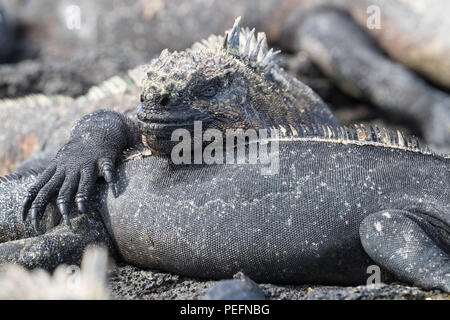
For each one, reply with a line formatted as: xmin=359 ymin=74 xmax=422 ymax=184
xmin=138 ymin=114 xmax=211 ymax=129
xmin=142 ymin=121 xmax=206 ymax=131
xmin=137 ymin=104 xmax=211 ymax=131
xmin=137 ymin=111 xmax=212 ymax=137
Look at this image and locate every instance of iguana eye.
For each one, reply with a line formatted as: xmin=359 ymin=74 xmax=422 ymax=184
xmin=201 ymin=85 xmax=217 ymax=97
xmin=140 ymin=94 xmax=145 ymax=103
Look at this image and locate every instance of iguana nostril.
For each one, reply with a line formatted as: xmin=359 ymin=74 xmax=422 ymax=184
xmin=160 ymin=96 xmax=170 ymax=106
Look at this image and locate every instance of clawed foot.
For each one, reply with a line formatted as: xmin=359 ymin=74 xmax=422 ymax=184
xmin=21 ymin=141 xmax=119 ymax=234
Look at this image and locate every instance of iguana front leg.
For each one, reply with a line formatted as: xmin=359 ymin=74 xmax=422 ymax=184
xmin=360 ymin=210 xmax=450 ymax=292
xmin=21 ymin=110 xmax=142 ymax=232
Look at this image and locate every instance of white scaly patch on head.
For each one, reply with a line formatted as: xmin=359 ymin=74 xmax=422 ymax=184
xmin=142 ymin=16 xmax=280 ymax=99
xmin=190 ymin=16 xmax=281 ymax=74
xmin=144 ymin=49 xmax=195 ymax=95
xmin=141 ymin=46 xmax=242 ymax=108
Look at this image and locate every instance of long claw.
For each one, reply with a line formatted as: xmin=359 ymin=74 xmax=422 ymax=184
xmin=110 ymin=182 xmax=118 ymax=198
xmin=102 ymin=163 xmax=117 ymax=198
xmin=76 ymin=197 xmax=89 ymax=215
xmin=30 ymin=207 xmax=42 ymax=234
xmin=31 ymin=219 xmax=40 ymax=234
xmin=103 ymin=167 xmax=114 ymax=182
xmin=20 ymin=162 xmax=57 ymax=222
xmin=21 ymin=195 xmax=33 ymax=221
xmin=57 ymin=202 xmax=72 ymax=230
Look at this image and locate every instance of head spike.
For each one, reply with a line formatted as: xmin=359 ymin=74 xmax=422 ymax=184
xmin=397 ymin=130 xmax=405 ymax=147
xmin=256 ymin=32 xmax=267 ymax=60
xmin=262 ymin=50 xmax=281 ymax=72
xmin=243 ymin=28 xmax=256 ymax=58
xmin=250 ymin=36 xmax=263 ymax=61
xmin=195 ymin=17 xmax=281 ymax=73
xmin=222 ymin=32 xmax=229 ymax=50
xmin=259 ymin=32 xmax=269 ymax=52
xmin=260 ymin=48 xmax=273 ymax=66
xmin=159 ymin=48 xmax=169 ymax=60
xmin=228 ymin=16 xmax=241 ymax=54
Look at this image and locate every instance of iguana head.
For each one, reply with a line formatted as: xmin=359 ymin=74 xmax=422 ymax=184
xmin=137 ymin=17 xmax=284 ymax=152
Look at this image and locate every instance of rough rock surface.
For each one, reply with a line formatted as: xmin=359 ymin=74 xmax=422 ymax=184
xmin=108 ymin=264 xmax=450 ymax=300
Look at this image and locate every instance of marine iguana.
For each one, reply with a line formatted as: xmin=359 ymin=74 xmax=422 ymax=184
xmin=0 ymin=124 xmax=449 ymax=293
xmin=1 ymin=0 xmax=450 ymax=174
xmin=0 ymin=18 xmax=448 ymax=293
xmin=0 ymin=16 xmax=337 ymax=176
xmin=16 ymin=17 xmax=336 ymax=227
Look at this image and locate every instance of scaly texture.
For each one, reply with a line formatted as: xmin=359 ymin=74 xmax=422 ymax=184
xmin=0 ymin=16 xmax=448 ymax=297
xmin=0 ymin=17 xmax=336 ymax=175
xmin=1 ymin=0 xmax=450 ymax=173
xmin=0 ymin=65 xmax=145 ymax=176
xmin=0 ymin=125 xmax=449 ymax=293
xmin=139 ymin=17 xmax=337 ymax=153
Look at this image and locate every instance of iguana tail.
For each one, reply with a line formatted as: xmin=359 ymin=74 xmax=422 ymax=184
xmin=0 ymin=171 xmax=113 ymax=271
xmin=0 ymin=171 xmax=60 ymax=243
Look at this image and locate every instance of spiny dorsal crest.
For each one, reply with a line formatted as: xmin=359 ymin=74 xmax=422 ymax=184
xmin=119 ymin=124 xmax=449 ymax=163
xmin=276 ymin=123 xmax=449 ymax=158
xmin=0 ymin=169 xmax=39 ymax=185
xmin=191 ymin=16 xmax=281 ymax=73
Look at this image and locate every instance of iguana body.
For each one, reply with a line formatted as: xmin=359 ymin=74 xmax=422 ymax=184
xmin=98 ymin=128 xmax=450 ymax=291
xmin=0 ymin=126 xmax=449 ymax=293
xmin=0 ymin=19 xmax=448 ymax=295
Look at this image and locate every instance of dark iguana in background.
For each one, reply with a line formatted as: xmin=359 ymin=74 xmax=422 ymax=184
xmin=3 ymin=0 xmax=450 ymax=89
xmin=0 ymin=19 xmax=449 ymax=297
xmin=0 ymin=0 xmax=449 ymax=176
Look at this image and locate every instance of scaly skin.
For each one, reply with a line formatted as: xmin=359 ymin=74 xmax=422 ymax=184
xmin=0 ymin=125 xmax=448 ymax=293
xmin=1 ymin=0 xmax=449 ymax=173
xmin=0 ymin=0 xmax=450 ymax=175
xmin=140 ymin=21 xmax=338 ymax=153
xmin=0 ymin=19 xmax=447 ymax=295
xmin=0 ymin=65 xmax=145 ymax=176
xmin=0 ymin=17 xmax=337 ymax=177
xmin=16 ymin=18 xmax=336 ymax=227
